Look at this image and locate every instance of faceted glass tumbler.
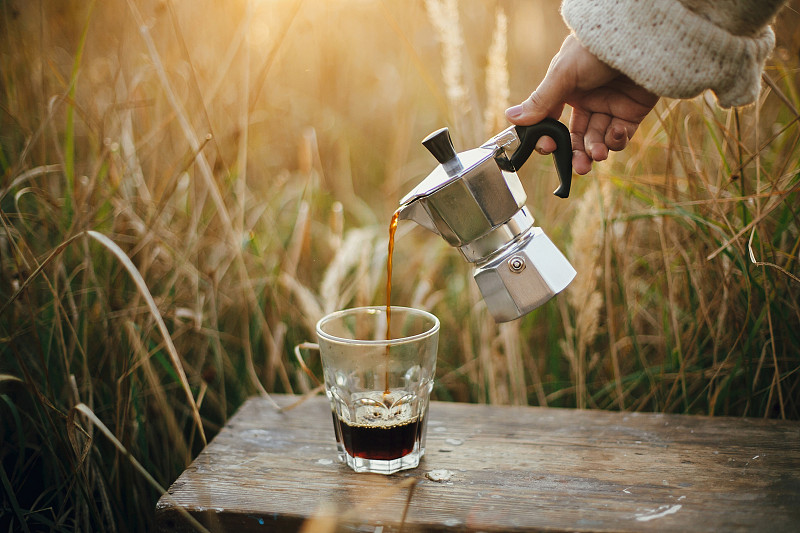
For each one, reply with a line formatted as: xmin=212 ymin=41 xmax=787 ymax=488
xmin=316 ymin=306 xmax=439 ymax=474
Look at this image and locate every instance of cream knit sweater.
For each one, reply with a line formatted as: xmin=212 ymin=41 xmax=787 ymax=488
xmin=561 ymin=0 xmax=786 ymax=107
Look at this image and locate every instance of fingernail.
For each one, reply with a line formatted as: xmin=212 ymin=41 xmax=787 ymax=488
xmin=505 ymin=105 xmax=523 ymax=119
xmin=611 ymin=128 xmax=626 ymax=142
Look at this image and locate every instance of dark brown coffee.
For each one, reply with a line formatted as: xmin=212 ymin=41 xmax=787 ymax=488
xmin=336 ymin=411 xmax=423 ymax=460
xmin=331 ymin=410 xmax=341 ymax=445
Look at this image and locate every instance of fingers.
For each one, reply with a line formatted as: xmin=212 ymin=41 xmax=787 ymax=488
xmin=568 ymin=110 xmax=624 ymax=174
xmin=604 ymin=117 xmax=638 ymax=152
xmin=530 ymin=112 xmax=625 ymax=174
xmin=605 ymin=124 xmax=628 ymax=152
xmin=572 ymin=150 xmax=594 ymax=175
xmin=584 ymin=113 xmax=611 ymax=161
xmin=569 ymin=108 xmax=593 ymax=175
xmin=568 ymin=110 xmax=640 ymax=173
xmin=535 ymin=136 xmax=557 ymax=155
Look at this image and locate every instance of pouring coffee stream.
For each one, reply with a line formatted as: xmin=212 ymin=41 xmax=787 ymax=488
xmin=384 ymin=210 xmax=399 ymax=396
xmin=388 ymin=118 xmax=577 ymax=324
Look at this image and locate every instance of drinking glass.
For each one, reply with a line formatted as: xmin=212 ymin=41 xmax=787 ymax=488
xmin=315 ymin=306 xmax=439 ymax=475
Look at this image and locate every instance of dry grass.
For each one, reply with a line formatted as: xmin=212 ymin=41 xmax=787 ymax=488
xmin=1 ymin=0 xmax=799 ymax=530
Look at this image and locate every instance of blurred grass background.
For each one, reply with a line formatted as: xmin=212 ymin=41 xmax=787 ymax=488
xmin=1 ymin=0 xmax=799 ymax=530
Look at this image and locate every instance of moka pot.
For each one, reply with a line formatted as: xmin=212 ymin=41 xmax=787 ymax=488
xmin=397 ymin=118 xmax=577 ymax=322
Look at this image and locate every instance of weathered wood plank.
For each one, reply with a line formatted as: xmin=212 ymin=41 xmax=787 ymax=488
xmin=155 ymin=394 xmax=800 ymax=532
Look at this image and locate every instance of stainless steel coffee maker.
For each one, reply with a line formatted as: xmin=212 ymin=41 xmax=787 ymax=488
xmin=397 ymin=119 xmax=576 ymax=322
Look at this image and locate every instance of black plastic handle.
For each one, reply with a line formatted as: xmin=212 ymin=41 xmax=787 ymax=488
xmin=509 ymin=118 xmax=572 ymax=199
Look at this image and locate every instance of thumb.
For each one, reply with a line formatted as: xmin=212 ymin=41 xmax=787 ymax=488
xmin=505 ymin=72 xmax=570 ymax=126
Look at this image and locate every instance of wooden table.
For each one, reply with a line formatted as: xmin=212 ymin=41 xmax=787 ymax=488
xmin=155 ymin=394 xmax=800 ymax=532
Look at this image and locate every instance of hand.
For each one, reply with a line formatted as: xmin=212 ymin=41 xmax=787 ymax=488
xmin=505 ymin=35 xmax=659 ymax=175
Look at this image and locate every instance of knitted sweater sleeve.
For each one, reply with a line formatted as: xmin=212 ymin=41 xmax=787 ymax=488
xmin=560 ymin=0 xmax=785 ymax=107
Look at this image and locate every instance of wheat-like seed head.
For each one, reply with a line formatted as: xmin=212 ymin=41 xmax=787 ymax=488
xmin=484 ymin=8 xmax=510 ymax=137
xmin=425 ymin=0 xmax=469 ymax=120
xmin=567 ymin=179 xmax=610 ymax=346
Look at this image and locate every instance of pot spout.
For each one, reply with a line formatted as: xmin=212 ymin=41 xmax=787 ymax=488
xmin=396 ymin=199 xmax=440 ymax=236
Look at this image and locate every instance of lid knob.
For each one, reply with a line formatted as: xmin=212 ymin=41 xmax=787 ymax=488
xmin=422 ymin=127 xmax=458 ymax=165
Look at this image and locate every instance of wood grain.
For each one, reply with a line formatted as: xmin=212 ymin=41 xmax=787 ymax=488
xmin=155 ymin=394 xmax=800 ymax=532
